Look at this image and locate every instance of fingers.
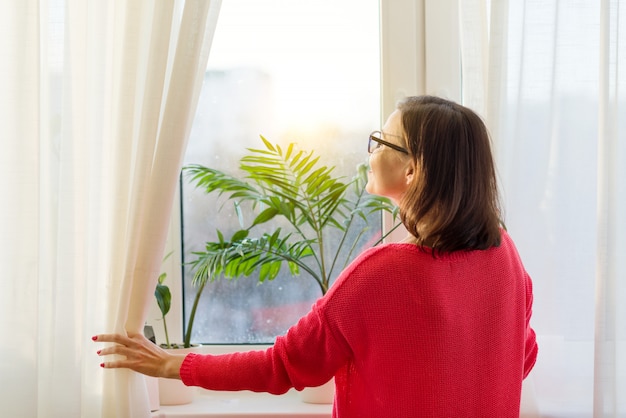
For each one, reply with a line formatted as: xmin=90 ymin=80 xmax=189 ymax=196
xmin=93 ymin=333 xmax=128 ymax=369
xmin=93 ymin=333 xmax=146 ymax=350
xmin=100 ymin=359 xmax=127 ymax=369
xmin=99 ymin=355 xmax=148 ymax=371
xmin=92 ymin=333 xmax=130 ymax=346
xmin=97 ymin=344 xmax=134 ymax=358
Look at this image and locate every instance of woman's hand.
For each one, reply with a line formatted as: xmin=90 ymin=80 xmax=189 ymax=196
xmin=93 ymin=332 xmax=186 ymax=379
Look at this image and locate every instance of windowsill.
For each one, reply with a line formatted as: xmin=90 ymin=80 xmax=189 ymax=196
xmin=151 ymin=389 xmax=332 ymax=418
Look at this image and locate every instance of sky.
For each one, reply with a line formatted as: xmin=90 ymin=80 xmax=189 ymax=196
xmin=206 ymin=0 xmax=380 ymax=133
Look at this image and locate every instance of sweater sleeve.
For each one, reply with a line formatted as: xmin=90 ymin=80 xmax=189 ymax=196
xmin=179 ymin=299 xmax=351 ymax=394
xmin=523 ymin=272 xmax=538 ymax=378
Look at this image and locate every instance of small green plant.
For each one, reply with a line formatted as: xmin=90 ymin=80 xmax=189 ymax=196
xmin=184 ymin=136 xmax=402 ymax=304
xmin=153 ymin=251 xmax=176 ymax=348
xmin=154 ymin=269 xmax=172 ymax=347
xmin=154 ymin=251 xmax=207 ymax=349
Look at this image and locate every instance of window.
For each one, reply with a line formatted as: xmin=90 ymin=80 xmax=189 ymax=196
xmin=180 ymin=0 xmax=381 ymax=344
xmin=150 ymin=0 xmax=437 ymax=348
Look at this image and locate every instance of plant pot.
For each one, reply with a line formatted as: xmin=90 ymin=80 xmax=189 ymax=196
xmin=300 ymin=377 xmax=335 ymax=404
xmin=158 ymin=345 xmax=200 ymax=406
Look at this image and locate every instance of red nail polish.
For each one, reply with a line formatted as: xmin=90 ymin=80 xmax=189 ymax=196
xmin=97 ymin=350 xmax=101 ymax=355
xmin=100 ymin=363 xmax=105 ymax=368
xmin=92 ymin=336 xmax=98 ymax=341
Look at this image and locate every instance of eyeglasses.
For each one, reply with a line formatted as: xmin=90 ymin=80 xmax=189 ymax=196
xmin=368 ymin=131 xmax=409 ymax=154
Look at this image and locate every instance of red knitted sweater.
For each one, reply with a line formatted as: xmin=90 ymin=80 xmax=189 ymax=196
xmin=180 ymin=230 xmax=537 ymax=417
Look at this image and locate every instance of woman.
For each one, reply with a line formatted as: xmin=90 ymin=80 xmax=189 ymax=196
xmin=95 ymin=95 xmax=538 ymax=417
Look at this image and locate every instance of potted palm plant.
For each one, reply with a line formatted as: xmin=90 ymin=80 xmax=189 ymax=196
xmin=182 ymin=135 xmax=402 ymax=402
xmin=185 ymin=136 xmax=401 ymax=296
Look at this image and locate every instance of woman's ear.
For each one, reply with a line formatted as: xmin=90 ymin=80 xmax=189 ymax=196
xmin=405 ymin=162 xmax=416 ymax=185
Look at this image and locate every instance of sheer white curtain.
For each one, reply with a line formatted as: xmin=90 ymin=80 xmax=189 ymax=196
xmin=461 ymin=1 xmax=625 ymax=416
xmin=0 ymin=0 xmax=221 ymax=417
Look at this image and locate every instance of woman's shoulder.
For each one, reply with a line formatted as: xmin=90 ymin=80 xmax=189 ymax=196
xmin=331 ymin=243 xmax=434 ymax=287
xmin=352 ymin=242 xmax=428 ymax=264
xmin=360 ymin=229 xmax=519 ymax=262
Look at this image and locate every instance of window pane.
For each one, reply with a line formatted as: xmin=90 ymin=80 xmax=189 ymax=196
xmin=182 ymin=0 xmax=381 ymax=344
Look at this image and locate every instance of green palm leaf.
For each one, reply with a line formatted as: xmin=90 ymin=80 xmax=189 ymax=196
xmin=183 ymin=136 xmax=401 ymax=296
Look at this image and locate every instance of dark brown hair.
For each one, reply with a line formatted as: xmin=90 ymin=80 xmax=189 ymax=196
xmin=398 ymin=95 xmax=502 ymax=252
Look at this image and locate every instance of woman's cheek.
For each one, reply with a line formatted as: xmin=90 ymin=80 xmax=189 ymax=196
xmin=365 ymin=170 xmax=375 ymax=194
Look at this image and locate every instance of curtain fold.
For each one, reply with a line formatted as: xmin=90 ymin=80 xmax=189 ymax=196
xmin=461 ymin=1 xmax=625 ymax=416
xmin=105 ymin=2 xmax=221 ymax=414
xmin=594 ymin=1 xmax=624 ymax=416
xmin=0 ymin=2 xmax=42 ymax=417
xmin=0 ymin=0 xmax=221 ymax=417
